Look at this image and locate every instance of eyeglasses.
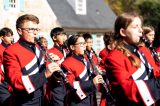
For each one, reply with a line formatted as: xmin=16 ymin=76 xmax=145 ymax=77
xmin=21 ymin=28 xmax=40 ymax=33
xmin=75 ymin=42 xmax=86 ymax=46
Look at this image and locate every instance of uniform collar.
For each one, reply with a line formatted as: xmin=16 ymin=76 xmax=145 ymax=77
xmin=18 ymin=38 xmax=36 ymax=53
xmin=1 ymin=42 xmax=10 ymax=48
xmin=124 ymin=44 xmax=139 ymax=57
xmin=19 ymin=38 xmax=35 ymax=48
xmin=72 ymin=53 xmax=85 ymax=64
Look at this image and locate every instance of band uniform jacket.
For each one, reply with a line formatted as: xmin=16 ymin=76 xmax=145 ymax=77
xmin=0 ymin=42 xmax=12 ymax=105
xmin=99 ymin=48 xmax=109 ymax=61
xmin=86 ymin=49 xmax=108 ymax=106
xmin=105 ymin=45 xmax=160 ymax=106
xmin=0 ymin=42 xmax=10 ymax=81
xmin=45 ymin=44 xmax=68 ymax=106
xmin=61 ymin=54 xmax=97 ymax=106
xmin=85 ymin=50 xmax=98 ymax=66
xmin=156 ymin=46 xmax=160 ymax=66
xmin=156 ymin=46 xmax=160 ymax=53
xmin=99 ymin=48 xmax=109 ymax=70
xmin=3 ymin=39 xmax=47 ymax=106
xmin=98 ymin=48 xmax=110 ymax=106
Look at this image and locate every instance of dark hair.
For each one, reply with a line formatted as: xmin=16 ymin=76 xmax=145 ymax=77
xmin=103 ymin=31 xmax=115 ymax=47
xmin=50 ymin=27 xmax=64 ymax=38
xmin=67 ymin=34 xmax=83 ymax=47
xmin=39 ymin=37 xmax=47 ymax=42
xmin=66 ymin=34 xmax=83 ymax=57
xmin=16 ymin=14 xmax=39 ymax=29
xmin=83 ymin=33 xmax=92 ymax=41
xmin=0 ymin=27 xmax=13 ymax=37
xmin=142 ymin=26 xmax=154 ymax=35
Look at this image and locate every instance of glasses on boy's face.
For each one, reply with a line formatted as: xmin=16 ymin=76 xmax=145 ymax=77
xmin=74 ymin=42 xmax=86 ymax=46
xmin=20 ymin=28 xmax=40 ymax=33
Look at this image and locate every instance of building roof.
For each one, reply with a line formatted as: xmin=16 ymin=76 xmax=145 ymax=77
xmin=47 ymin=0 xmax=117 ymax=32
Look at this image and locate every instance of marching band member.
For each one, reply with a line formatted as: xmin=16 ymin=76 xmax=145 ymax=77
xmin=46 ymin=27 xmax=68 ymax=106
xmin=83 ymin=33 xmax=98 ymax=66
xmin=0 ymin=27 xmax=14 ymax=106
xmin=142 ymin=26 xmax=155 ymax=47
xmin=99 ymin=31 xmax=115 ymax=70
xmin=61 ymin=34 xmax=103 ymax=106
xmin=38 ymin=37 xmax=48 ymax=49
xmin=99 ymin=32 xmax=116 ymax=106
xmin=3 ymin=14 xmax=60 ymax=106
xmin=105 ymin=12 xmax=160 ymax=106
xmin=0 ymin=27 xmax=14 ymax=83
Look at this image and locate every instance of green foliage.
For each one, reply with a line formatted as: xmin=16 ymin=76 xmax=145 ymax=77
xmin=105 ymin=0 xmax=137 ymax=15
xmin=105 ymin=0 xmax=160 ymax=33
xmin=136 ymin=0 xmax=160 ymax=32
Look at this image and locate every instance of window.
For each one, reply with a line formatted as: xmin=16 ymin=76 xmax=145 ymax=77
xmin=3 ymin=0 xmax=24 ymax=11
xmin=75 ymin=0 xmax=86 ymax=15
xmin=67 ymin=0 xmax=86 ymax=15
xmin=9 ymin=0 xmax=16 ymax=8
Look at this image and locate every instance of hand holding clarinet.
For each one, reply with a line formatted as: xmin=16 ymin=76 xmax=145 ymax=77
xmin=35 ymin=38 xmax=75 ymax=91
xmin=85 ymin=51 xmax=115 ymax=106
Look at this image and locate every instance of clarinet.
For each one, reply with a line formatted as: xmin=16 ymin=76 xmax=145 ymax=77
xmin=85 ymin=50 xmax=115 ymax=106
xmin=141 ymin=36 xmax=160 ymax=66
xmin=35 ymin=38 xmax=75 ymax=91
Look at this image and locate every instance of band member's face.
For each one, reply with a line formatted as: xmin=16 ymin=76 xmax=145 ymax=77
xmin=54 ymin=32 xmax=66 ymax=45
xmin=40 ymin=38 xmax=48 ymax=48
xmin=2 ymin=33 xmax=14 ymax=45
xmin=145 ymin=31 xmax=155 ymax=44
xmin=86 ymin=38 xmax=93 ymax=51
xmin=72 ymin=37 xmax=86 ymax=55
xmin=17 ymin=21 xmax=39 ymax=44
xmin=120 ymin=17 xmax=143 ymax=45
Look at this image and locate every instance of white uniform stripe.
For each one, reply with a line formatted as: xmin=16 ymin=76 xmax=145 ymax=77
xmin=144 ymin=76 xmax=149 ymax=80
xmin=63 ymin=49 xmax=66 ymax=58
xmin=22 ymin=75 xmax=35 ymax=94
xmin=25 ymin=47 xmax=41 ymax=70
xmin=147 ymin=63 xmax=152 ymax=72
xmin=25 ymin=56 xmax=37 ymax=70
xmin=40 ymin=58 xmax=45 ymax=65
xmin=79 ymin=66 xmax=87 ymax=79
xmin=137 ymin=51 xmax=145 ymax=63
xmin=135 ymin=80 xmax=154 ymax=106
xmin=59 ymin=57 xmax=64 ymax=64
xmin=132 ymin=63 xmax=146 ymax=80
xmin=29 ymin=67 xmax=39 ymax=75
xmin=85 ymin=76 xmax=89 ymax=81
xmin=35 ymin=47 xmax=40 ymax=58
xmin=73 ymin=81 xmax=86 ymax=100
xmin=1 ymin=65 xmax=4 ymax=73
